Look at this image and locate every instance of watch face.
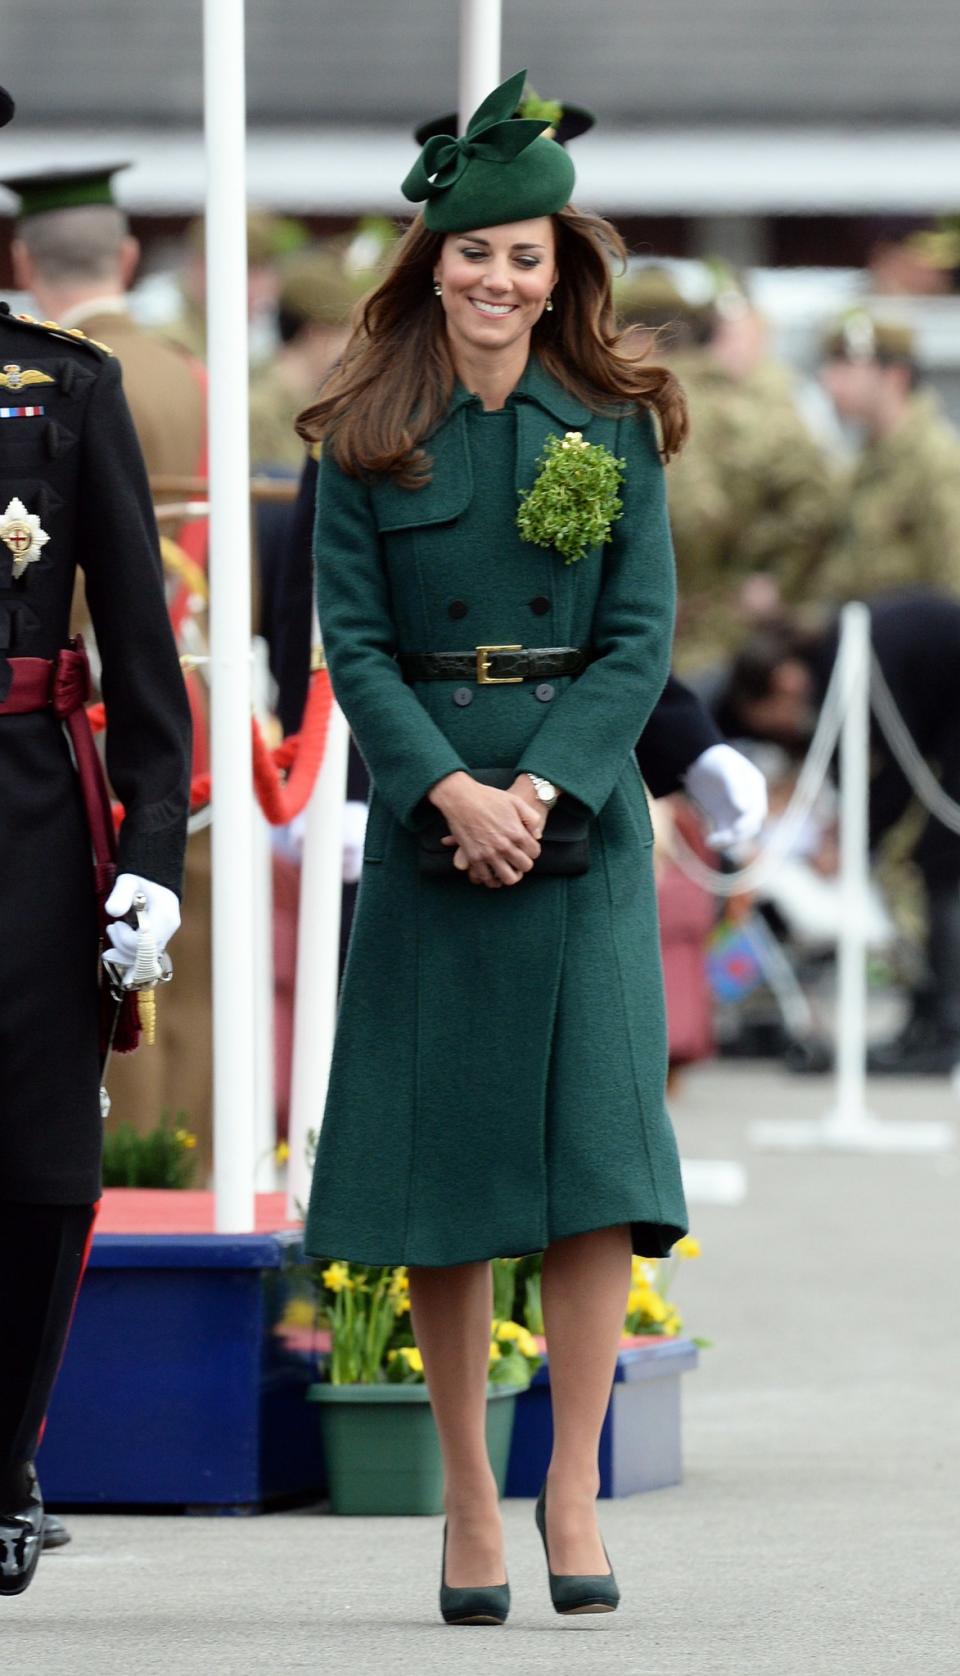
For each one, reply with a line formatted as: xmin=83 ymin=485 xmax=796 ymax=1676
xmin=537 ymin=781 xmax=557 ymax=803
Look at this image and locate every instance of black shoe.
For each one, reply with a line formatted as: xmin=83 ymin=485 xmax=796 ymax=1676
xmin=535 ymin=1484 xmax=620 ymax=1616
xmin=439 ymin=1523 xmax=510 ymax=1626
xmin=867 ymin=1033 xmax=960 ymax=1076
xmin=0 ymin=1465 xmax=44 ymax=1597
xmin=42 ymin=1514 xmax=72 ymax=1552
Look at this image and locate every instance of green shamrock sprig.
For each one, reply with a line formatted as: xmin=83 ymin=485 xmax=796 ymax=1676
xmin=516 ymin=431 xmax=626 ymax=564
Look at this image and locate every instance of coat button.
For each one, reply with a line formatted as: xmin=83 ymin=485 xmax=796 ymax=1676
xmin=529 ymin=595 xmax=550 ymax=616
xmin=453 ymin=686 xmax=473 ymax=707
xmin=535 ymin=683 xmax=555 ymax=703
xmin=448 ymin=599 xmax=469 ymax=620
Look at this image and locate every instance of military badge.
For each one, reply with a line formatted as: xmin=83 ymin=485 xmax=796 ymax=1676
xmin=0 ymin=496 xmax=50 ymax=577
xmin=0 ymin=363 xmax=54 ymax=392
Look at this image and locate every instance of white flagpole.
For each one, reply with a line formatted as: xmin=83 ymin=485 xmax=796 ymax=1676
xmin=286 ymin=697 xmax=349 ymax=1222
xmin=204 ymin=0 xmax=257 ymax=1230
xmin=458 ymin=0 xmax=502 ymax=128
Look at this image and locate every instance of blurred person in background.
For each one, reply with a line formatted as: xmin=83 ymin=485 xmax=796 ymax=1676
xmin=816 ymin=312 xmax=960 ymax=603
xmin=617 ymin=266 xmax=837 ymax=682
xmin=158 ymin=210 xmax=307 ymax=368
xmin=249 ymin=247 xmax=367 ymax=474
xmin=3 ymin=163 xmax=206 ymax=485
xmin=716 ymin=592 xmax=960 ymax=1076
xmin=865 ymin=217 xmax=959 ymax=298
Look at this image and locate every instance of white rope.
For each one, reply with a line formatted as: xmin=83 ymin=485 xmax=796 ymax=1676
xmin=869 ymin=654 xmax=960 ymax=836
xmin=668 ymin=644 xmax=850 ymax=897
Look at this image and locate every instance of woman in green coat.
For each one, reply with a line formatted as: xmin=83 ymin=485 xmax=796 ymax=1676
xmin=298 ymin=72 xmax=690 ymax=1624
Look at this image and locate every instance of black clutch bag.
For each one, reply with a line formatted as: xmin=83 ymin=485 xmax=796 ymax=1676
xmin=418 ymin=768 xmax=591 ymax=878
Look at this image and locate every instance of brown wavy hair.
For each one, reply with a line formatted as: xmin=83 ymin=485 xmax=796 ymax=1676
xmin=295 ymin=206 xmax=688 ymax=487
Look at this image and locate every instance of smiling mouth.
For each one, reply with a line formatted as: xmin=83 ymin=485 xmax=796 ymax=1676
xmin=468 ymin=298 xmax=517 ymax=317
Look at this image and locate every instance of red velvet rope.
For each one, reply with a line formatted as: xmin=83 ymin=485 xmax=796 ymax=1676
xmin=88 ymin=667 xmax=333 ymax=828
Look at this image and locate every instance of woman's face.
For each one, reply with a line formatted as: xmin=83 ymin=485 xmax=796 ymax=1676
xmin=433 ymin=218 xmax=557 ymax=357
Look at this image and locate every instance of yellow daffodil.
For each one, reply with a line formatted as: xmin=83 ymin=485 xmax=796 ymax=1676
xmin=388 ymin=1268 xmax=410 ymax=1296
xmin=395 ymin=1297 xmax=411 ymax=1316
xmin=631 ymin=1255 xmax=659 ymax=1286
xmin=488 ymin=1342 xmax=502 ymax=1363
xmin=674 ymin=1235 xmax=701 ymax=1259
xmin=274 ymin=1139 xmax=291 ymax=1165
xmin=322 ymin=1261 xmax=353 ymax=1294
xmin=174 ymin=1128 xmax=197 ymax=1149
xmin=494 ymin=1319 xmax=522 ymax=1343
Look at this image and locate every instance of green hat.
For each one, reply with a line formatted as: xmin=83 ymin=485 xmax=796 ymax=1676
xmin=414 ymin=81 xmax=595 ymax=151
xmin=402 ymin=69 xmax=575 ymax=234
xmin=821 ymin=310 xmax=916 ymax=363
xmin=0 ymin=162 xmax=130 ymax=219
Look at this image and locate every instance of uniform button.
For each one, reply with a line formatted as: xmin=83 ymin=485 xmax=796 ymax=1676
xmin=535 ymin=683 xmax=555 ymax=703
xmin=453 ymin=686 xmax=473 ymax=707
xmin=529 ymin=595 xmax=550 ymax=616
xmin=448 ymin=599 xmax=469 ymax=620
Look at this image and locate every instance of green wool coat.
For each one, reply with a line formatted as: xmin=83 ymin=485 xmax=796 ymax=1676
xmin=304 ymin=355 xmax=688 ymax=1267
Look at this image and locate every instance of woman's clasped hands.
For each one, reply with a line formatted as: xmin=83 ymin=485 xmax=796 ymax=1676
xmin=429 ymin=771 xmax=545 ymax=888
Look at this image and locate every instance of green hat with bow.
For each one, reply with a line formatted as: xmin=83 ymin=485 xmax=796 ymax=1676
xmin=401 ymin=68 xmax=575 ymax=234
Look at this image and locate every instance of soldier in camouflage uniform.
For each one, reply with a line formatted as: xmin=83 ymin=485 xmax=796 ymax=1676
xmin=816 ymin=313 xmax=960 ymax=603
xmin=249 ymin=249 xmax=371 ymax=473
xmin=616 ymin=268 xmax=838 ymax=676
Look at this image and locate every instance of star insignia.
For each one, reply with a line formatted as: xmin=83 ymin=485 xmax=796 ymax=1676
xmin=0 ymin=496 xmax=51 ymax=577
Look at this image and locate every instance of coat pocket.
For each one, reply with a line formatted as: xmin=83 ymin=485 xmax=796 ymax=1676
xmin=363 ymin=788 xmax=391 ymax=863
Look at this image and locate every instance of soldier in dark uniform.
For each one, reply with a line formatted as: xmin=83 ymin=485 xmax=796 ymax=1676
xmin=0 ymin=88 xmax=191 ymax=1595
xmin=716 ymin=591 xmax=960 ymax=1075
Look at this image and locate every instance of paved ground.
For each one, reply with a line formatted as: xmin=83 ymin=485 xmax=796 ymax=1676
xmin=6 ymin=1061 xmax=960 ymax=1676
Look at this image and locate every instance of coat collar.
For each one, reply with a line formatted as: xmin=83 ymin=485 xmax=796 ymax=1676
xmin=445 ymin=353 xmax=594 ymax=430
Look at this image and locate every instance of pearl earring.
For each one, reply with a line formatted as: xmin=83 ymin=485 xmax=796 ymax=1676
xmin=545 ymin=294 xmax=554 ymax=312
xmin=433 ymin=281 xmax=443 ymax=296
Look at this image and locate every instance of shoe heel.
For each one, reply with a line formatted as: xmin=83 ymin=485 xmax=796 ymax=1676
xmin=535 ymin=1483 xmax=620 ymax=1616
xmin=439 ymin=1523 xmax=510 ymax=1626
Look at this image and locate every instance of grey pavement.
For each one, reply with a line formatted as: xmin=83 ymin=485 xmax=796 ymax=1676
xmin=6 ymin=1061 xmax=960 ymax=1676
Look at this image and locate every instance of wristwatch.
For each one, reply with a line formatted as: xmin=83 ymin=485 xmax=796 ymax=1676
xmin=526 ymin=773 xmax=560 ymax=811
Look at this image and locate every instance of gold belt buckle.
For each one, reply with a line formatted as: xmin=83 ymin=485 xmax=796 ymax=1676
xmin=476 ymin=644 xmax=524 ymax=685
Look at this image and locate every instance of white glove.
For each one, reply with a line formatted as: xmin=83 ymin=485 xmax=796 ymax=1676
xmin=342 ymin=800 xmax=369 ymax=885
xmin=103 ymin=873 xmax=181 ymax=970
xmin=683 ymin=743 xmax=769 ymax=851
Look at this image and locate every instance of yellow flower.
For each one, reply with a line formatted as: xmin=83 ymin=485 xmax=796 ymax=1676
xmin=488 ymin=1342 xmax=502 ymax=1363
xmin=388 ymin=1268 xmax=410 ymax=1296
xmin=281 ymin=1298 xmax=316 ymax=1329
xmin=322 ymin=1262 xmax=353 ymax=1294
xmin=631 ymin=1255 xmax=658 ymax=1285
xmin=395 ymin=1297 xmax=411 ymax=1316
xmin=274 ymin=1140 xmax=290 ymax=1165
xmin=674 ymin=1235 xmax=701 ymax=1259
xmin=493 ymin=1319 xmax=540 ymax=1358
xmin=174 ymin=1128 xmax=197 ymax=1149
xmin=399 ymin=1346 xmax=423 ymax=1374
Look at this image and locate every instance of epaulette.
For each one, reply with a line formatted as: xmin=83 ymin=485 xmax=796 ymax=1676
xmin=4 ymin=308 xmax=115 ymax=359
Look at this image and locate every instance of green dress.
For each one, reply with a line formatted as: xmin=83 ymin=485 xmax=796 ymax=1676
xmin=305 ymin=355 xmax=688 ymax=1266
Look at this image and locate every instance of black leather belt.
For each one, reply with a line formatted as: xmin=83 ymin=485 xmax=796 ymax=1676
xmin=399 ymin=645 xmax=592 ymax=686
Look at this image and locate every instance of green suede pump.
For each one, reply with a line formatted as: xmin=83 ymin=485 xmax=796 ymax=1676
xmin=535 ymin=1484 xmax=621 ymax=1615
xmin=439 ymin=1524 xmax=511 ymax=1626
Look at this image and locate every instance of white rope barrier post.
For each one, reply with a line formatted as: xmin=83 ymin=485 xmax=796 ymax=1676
xmin=751 ymin=604 xmax=953 ymax=1155
xmin=286 ymin=693 xmax=350 ymax=1221
xmin=204 ymin=0 xmax=257 ymax=1230
xmin=459 ymin=0 xmax=502 ymax=126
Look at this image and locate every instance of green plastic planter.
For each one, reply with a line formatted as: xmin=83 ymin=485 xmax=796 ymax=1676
xmin=307 ymin=1382 xmax=518 ymax=1515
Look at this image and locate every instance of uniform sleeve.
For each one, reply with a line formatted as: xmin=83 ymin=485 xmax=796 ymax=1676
xmin=637 ymin=672 xmax=724 ymax=799
xmin=78 ymin=356 xmax=192 ymax=895
xmin=314 ymin=452 xmax=468 ymax=827
xmin=517 ymin=411 xmax=676 ymax=814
